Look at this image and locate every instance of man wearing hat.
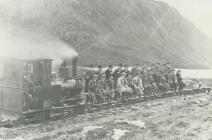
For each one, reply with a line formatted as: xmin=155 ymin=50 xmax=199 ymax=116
xmin=166 ymin=62 xmax=172 ymax=69
xmin=156 ymin=62 xmax=161 ymax=67
xmin=113 ymin=64 xmax=123 ymax=85
xmin=142 ymin=61 xmax=149 ymax=73
xmin=95 ymin=65 xmax=104 ymax=79
xmin=84 ymin=64 xmax=95 ymax=93
xmin=131 ymin=64 xmax=140 ymax=77
xmin=105 ymin=65 xmax=113 ymax=80
xmin=161 ymin=63 xmax=168 ymax=74
xmin=123 ymin=64 xmax=131 ymax=76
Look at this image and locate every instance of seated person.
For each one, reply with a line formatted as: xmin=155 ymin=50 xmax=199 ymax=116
xmin=168 ymin=69 xmax=178 ymax=92
xmin=149 ymin=82 xmax=159 ymax=95
xmin=132 ymin=73 xmax=144 ymax=97
xmin=117 ymin=72 xmax=133 ymax=99
xmin=126 ymin=73 xmax=135 ymax=98
xmin=141 ymin=71 xmax=149 ymax=95
xmin=96 ymin=74 xmax=107 ymax=103
xmin=158 ymin=77 xmax=171 ymax=92
xmin=106 ymin=75 xmax=115 ymax=101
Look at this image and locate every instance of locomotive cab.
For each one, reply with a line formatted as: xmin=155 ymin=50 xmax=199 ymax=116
xmin=0 ymin=58 xmax=61 ymax=116
xmin=0 ymin=58 xmax=25 ymax=122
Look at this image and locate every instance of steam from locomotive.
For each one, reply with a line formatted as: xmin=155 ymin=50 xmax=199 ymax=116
xmin=0 ymin=25 xmax=78 ymax=64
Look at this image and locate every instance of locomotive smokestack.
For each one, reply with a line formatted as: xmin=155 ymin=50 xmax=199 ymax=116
xmin=72 ymin=56 xmax=78 ymax=77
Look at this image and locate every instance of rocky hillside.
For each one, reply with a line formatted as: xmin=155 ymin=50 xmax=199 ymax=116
xmin=0 ymin=0 xmax=212 ymax=68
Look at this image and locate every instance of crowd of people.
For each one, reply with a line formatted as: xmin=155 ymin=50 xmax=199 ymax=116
xmin=84 ymin=62 xmax=185 ymax=104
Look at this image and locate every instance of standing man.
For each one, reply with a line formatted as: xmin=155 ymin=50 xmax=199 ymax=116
xmin=87 ymin=74 xmax=99 ymax=104
xmin=105 ymin=65 xmax=113 ymax=80
xmin=176 ymin=70 xmax=185 ymax=93
xmin=95 ymin=65 xmax=104 ymax=79
xmin=113 ymin=64 xmax=123 ymax=85
xmin=84 ymin=64 xmax=95 ymax=93
xmin=153 ymin=67 xmax=162 ymax=87
xmin=96 ymin=74 xmax=107 ymax=103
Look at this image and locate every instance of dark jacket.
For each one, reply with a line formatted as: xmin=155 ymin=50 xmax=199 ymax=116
xmin=85 ymin=70 xmax=94 ymax=81
xmin=113 ymin=69 xmax=122 ymax=83
xmin=105 ymin=69 xmax=113 ymax=80
xmin=106 ymin=79 xmax=115 ymax=90
xmin=131 ymin=67 xmax=138 ymax=76
xmin=176 ymin=73 xmax=185 ymax=89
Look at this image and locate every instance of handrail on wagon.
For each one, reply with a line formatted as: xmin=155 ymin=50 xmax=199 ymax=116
xmin=61 ymin=97 xmax=82 ymax=103
xmin=0 ymin=85 xmax=23 ymax=90
xmin=23 ymin=104 xmax=83 ymax=115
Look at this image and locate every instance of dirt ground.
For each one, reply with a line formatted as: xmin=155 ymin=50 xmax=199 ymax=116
xmin=0 ymin=91 xmax=212 ymax=140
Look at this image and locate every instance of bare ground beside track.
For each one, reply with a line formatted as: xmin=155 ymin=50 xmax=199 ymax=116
xmin=0 ymin=92 xmax=212 ymax=140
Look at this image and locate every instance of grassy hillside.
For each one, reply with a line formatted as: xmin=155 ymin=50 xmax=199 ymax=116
xmin=0 ymin=0 xmax=212 ymax=68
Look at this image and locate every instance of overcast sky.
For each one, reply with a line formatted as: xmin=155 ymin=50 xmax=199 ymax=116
xmin=158 ymin=0 xmax=212 ymax=38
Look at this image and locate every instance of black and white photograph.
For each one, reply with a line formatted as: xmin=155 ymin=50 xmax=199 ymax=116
xmin=0 ymin=0 xmax=212 ymax=139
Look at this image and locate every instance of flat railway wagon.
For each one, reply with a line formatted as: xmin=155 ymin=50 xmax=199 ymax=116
xmin=0 ymin=57 xmax=211 ymax=127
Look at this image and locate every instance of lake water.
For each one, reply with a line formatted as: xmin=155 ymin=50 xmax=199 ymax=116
xmin=178 ymin=69 xmax=212 ymax=79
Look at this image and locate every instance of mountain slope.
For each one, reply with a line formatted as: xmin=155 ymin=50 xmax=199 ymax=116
xmin=0 ymin=0 xmax=212 ymax=68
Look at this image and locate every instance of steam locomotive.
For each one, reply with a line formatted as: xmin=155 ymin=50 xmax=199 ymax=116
xmin=0 ymin=56 xmax=84 ymax=125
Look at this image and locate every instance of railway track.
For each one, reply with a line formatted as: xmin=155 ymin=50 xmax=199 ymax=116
xmin=23 ymin=88 xmax=211 ymax=123
xmin=0 ymin=87 xmax=210 ymax=133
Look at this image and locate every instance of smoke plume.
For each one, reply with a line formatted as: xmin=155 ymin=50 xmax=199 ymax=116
xmin=0 ymin=24 xmax=78 ymax=65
